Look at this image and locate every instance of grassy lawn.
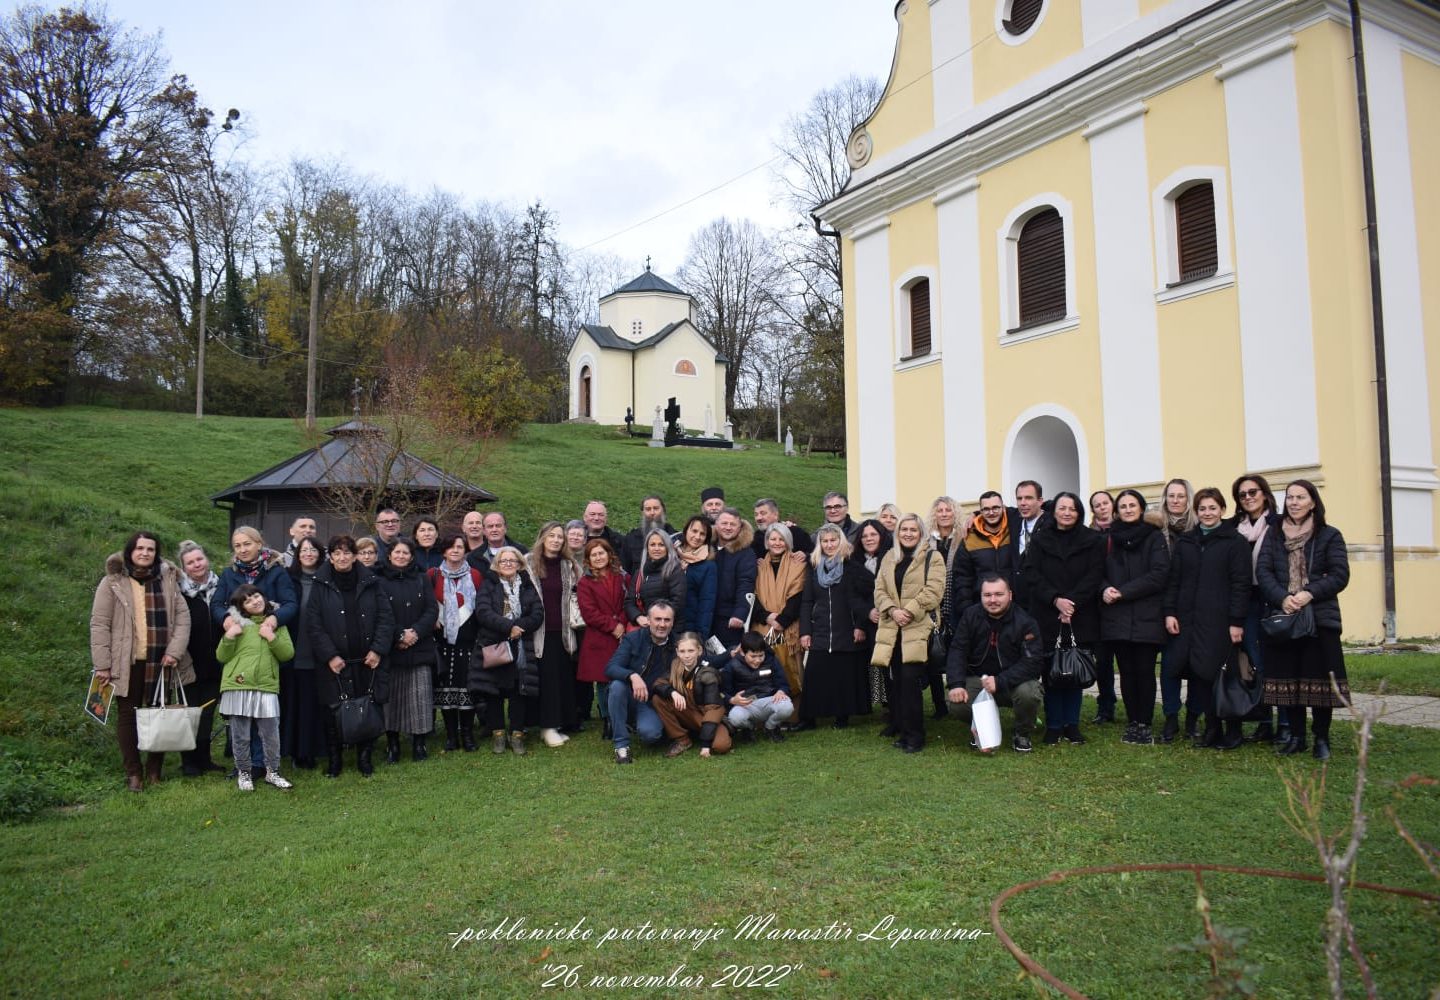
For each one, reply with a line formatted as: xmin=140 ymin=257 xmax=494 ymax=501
xmin=1345 ymin=652 xmax=1440 ymax=698
xmin=1 ymin=407 xmax=1437 ymax=996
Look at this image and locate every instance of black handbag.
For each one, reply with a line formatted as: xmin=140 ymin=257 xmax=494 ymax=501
xmin=334 ymin=665 xmax=384 ymax=745
xmin=1213 ymin=648 xmax=1263 ymax=719
xmin=927 ymin=613 xmax=947 ymax=662
xmin=1046 ymin=630 xmax=1096 ymax=689
xmin=1260 ymin=604 xmax=1316 ymax=640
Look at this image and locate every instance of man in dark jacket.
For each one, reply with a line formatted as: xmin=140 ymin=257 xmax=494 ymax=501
xmin=821 ymin=491 xmax=860 ymax=543
xmin=950 ymin=491 xmax=1021 ymax=622
xmin=710 ymin=507 xmax=757 ymax=651
xmin=945 ymin=574 xmax=1044 ymax=753
xmin=603 ymin=600 xmax=677 ymax=764
xmin=465 ymin=511 xmax=528 ymax=577
xmin=751 ymin=498 xmax=812 ymax=559
xmin=582 ymin=500 xmax=626 ymax=554
xmin=621 ymin=495 xmax=675 ymax=575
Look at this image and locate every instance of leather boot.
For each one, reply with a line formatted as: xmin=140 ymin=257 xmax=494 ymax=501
xmin=385 ymin=731 xmax=401 ymax=764
xmin=1217 ymin=719 xmax=1244 ymax=751
xmin=357 ymin=740 xmax=374 ymax=776
xmin=1159 ymin=714 xmax=1179 ymax=744
xmin=324 ymin=716 xmax=343 ymax=778
xmin=443 ymin=710 xmax=459 ymax=752
xmin=1246 ymin=722 xmax=1275 ymax=743
xmin=1196 ymin=718 xmax=1221 ymax=748
xmin=1183 ymin=710 xmax=1200 ymax=740
xmin=412 ymin=735 xmax=428 ymax=761
xmin=144 ymin=754 xmax=164 ymax=786
xmin=459 ymin=713 xmax=477 ymax=751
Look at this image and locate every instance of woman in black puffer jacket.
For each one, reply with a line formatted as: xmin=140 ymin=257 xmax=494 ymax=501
xmin=308 ymin=535 xmax=395 ymax=777
xmin=1099 ymin=490 xmax=1170 ymax=745
xmin=1163 ymin=489 xmax=1250 ymax=750
xmin=378 ymin=537 xmax=439 ymax=764
xmin=469 ymin=546 xmax=544 ymax=756
xmin=1256 ymin=479 xmax=1350 ymax=761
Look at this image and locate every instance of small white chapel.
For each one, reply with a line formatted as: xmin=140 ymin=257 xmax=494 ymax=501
xmin=566 ymin=263 xmax=727 ymax=431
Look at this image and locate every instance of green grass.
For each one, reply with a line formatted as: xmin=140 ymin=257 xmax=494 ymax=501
xmin=1 ymin=407 xmax=1437 ymax=997
xmin=1344 ymin=652 xmax=1440 ymax=698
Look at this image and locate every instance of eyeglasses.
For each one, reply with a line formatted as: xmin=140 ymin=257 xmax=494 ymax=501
xmin=495 ymin=558 xmax=520 ymax=566
xmin=823 ymin=503 xmax=845 ymax=511
xmin=1238 ymin=489 xmax=1263 ymax=499
xmin=377 ymin=518 xmax=400 ymax=525
xmin=979 ymin=506 xmax=1003 ymax=515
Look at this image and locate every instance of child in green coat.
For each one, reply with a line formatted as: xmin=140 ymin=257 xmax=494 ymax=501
xmin=218 ymin=584 xmax=295 ymax=791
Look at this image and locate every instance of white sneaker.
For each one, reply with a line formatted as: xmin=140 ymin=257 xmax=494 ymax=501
xmin=541 ymin=728 xmax=566 ymax=748
xmin=236 ymin=770 xmax=254 ymax=791
xmin=264 ymin=770 xmax=293 ymax=790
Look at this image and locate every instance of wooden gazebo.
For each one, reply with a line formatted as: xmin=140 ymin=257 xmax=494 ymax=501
xmin=210 ymin=419 xmax=497 ymax=544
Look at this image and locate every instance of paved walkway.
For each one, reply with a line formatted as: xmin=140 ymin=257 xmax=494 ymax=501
xmin=1346 ymin=692 xmax=1440 ymax=730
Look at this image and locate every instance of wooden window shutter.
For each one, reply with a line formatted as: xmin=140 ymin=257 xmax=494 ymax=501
xmin=1174 ymin=183 xmax=1218 ymax=282
xmin=1016 ymin=208 xmax=1066 ymax=327
xmin=1004 ymin=0 xmax=1044 ymax=35
xmin=909 ymin=279 xmax=931 ymax=357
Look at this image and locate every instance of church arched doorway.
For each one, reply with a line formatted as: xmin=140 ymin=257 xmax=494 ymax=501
xmin=1004 ymin=410 xmax=1083 ymax=501
xmin=578 ymin=365 xmax=592 ymax=419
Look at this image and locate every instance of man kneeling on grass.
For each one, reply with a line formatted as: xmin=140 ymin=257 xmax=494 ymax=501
xmin=604 ymin=600 xmax=677 ymax=764
xmin=722 ymin=631 xmax=794 ymax=742
xmin=649 ymin=632 xmax=732 ymax=758
xmin=944 ymin=574 xmax=1044 ymax=753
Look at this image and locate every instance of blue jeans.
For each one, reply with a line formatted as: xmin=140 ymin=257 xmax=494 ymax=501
xmin=1159 ymin=634 xmax=1202 ymax=718
xmin=607 ymin=680 xmax=663 ymax=750
xmin=1043 ymin=686 xmax=1082 ymax=729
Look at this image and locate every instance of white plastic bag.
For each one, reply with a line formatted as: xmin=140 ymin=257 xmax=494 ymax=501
xmin=970 ymin=687 xmax=1002 ymax=752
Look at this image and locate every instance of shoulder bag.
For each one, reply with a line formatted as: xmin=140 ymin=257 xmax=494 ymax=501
xmin=1260 ymin=604 xmax=1316 ymax=640
xmin=136 ymin=666 xmax=202 ymax=752
xmin=334 ymin=663 xmax=385 ymax=745
xmin=1045 ymin=628 xmax=1096 ymax=690
xmin=568 ymin=585 xmax=586 ymax=630
xmin=479 ymin=640 xmax=514 ymax=669
xmin=1213 ymin=647 xmax=1263 ymax=719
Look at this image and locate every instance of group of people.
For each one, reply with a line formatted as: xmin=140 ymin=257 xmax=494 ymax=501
xmin=88 ymin=473 xmax=1351 ymax=788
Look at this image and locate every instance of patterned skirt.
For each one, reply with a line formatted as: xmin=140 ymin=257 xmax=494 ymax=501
xmin=1261 ymin=628 xmax=1350 ymax=708
xmin=434 ymin=640 xmax=474 ymax=711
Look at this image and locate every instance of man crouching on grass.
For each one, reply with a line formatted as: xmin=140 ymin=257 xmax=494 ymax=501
xmin=604 ymin=600 xmax=677 ymax=764
xmin=945 ymin=574 xmax=1044 ymax=753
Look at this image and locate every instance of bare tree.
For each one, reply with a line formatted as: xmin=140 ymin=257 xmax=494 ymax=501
xmin=679 ymin=217 xmax=781 ymax=416
xmin=0 ymin=3 xmax=199 ymax=402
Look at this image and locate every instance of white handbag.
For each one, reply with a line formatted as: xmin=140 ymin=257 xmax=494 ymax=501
xmin=568 ymin=587 xmax=585 ymax=630
xmin=136 ymin=667 xmax=201 ymax=753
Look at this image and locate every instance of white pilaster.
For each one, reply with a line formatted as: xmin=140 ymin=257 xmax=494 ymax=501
xmin=1219 ymin=42 xmax=1320 ymax=471
xmin=1085 ymin=105 xmax=1164 ymax=487
xmin=1080 ymin=0 xmax=1138 ymax=48
xmin=1362 ymin=21 xmax=1438 ymax=546
xmin=935 ymin=178 xmax=986 ymax=502
xmin=852 ymin=221 xmax=897 ymax=513
xmin=929 ymin=0 xmax=973 ymax=125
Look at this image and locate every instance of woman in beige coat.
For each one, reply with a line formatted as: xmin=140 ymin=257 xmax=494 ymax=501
xmin=871 ymin=514 xmax=946 ymax=753
xmin=90 ymin=532 xmax=193 ymax=791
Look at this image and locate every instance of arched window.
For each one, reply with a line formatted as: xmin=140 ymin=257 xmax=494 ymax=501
xmin=1015 ymin=208 xmax=1066 ymax=328
xmin=674 ymin=359 xmax=697 ymax=376
xmin=1174 ymin=182 xmax=1218 ymax=283
xmin=904 ymin=277 xmax=932 ymax=358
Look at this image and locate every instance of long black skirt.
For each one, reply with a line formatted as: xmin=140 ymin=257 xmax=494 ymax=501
xmin=802 ymin=649 xmax=860 ymax=719
xmin=533 ymin=631 xmax=577 ymax=730
xmin=279 ymin=666 xmax=324 ymax=763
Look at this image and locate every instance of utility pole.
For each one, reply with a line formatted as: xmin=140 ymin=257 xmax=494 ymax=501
xmin=195 ymin=296 xmax=206 ymax=420
xmin=306 ymin=252 xmax=320 ymax=430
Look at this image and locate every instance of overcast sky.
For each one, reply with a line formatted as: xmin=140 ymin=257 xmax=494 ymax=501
xmin=108 ymin=0 xmax=899 ymax=279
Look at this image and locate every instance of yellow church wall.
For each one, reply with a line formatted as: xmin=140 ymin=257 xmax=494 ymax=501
xmin=636 ymin=331 xmax=724 ymax=434
xmin=973 ymin=133 xmax=1104 ymax=493
xmin=1144 ymin=67 xmax=1244 ymax=491
xmin=970 ymin=0 xmax=1085 ymax=107
xmin=1293 ymin=22 xmax=1375 ymax=533
xmin=864 ymin=0 xmax=936 ymax=163
xmin=587 ymin=347 xmax=636 ymax=426
xmin=1137 ymin=0 xmax=1173 ymax=18
xmin=887 ymin=199 xmax=945 ymax=508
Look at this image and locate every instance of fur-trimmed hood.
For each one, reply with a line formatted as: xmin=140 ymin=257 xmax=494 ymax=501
xmin=104 ymin=551 xmax=182 ymax=580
